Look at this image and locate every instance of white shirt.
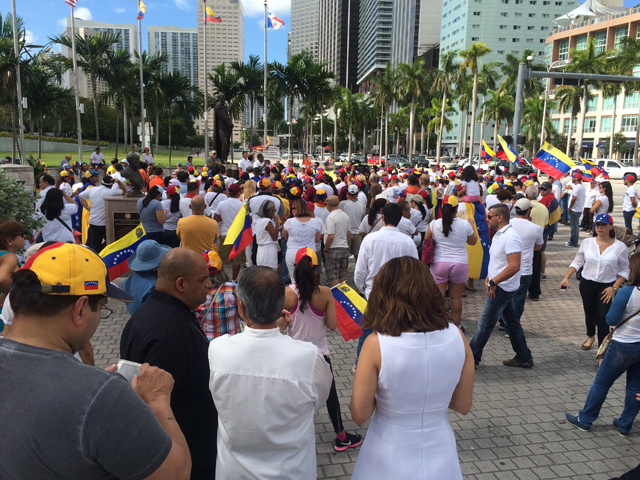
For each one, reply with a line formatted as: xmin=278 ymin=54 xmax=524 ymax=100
xmin=248 ymin=194 xmax=284 ymax=226
xmin=339 ymin=200 xmax=366 ymax=234
xmin=41 ymin=203 xmax=78 ymax=243
xmin=253 ymin=160 xmax=264 ymax=170
xmin=410 ymin=208 xmax=429 ymax=233
xmin=570 ymin=183 xmax=585 ymax=212
xmin=611 ymin=288 xmax=640 ymax=343
xmin=509 ymin=218 xmax=543 ymax=276
xmin=357 ymin=191 xmax=367 ymax=207
xmin=34 ymin=185 xmax=55 ymax=220
xmin=398 ymin=216 xmax=418 ymax=238
xmin=315 ymin=183 xmax=335 ymax=196
xmin=58 ymin=182 xmax=72 ymax=197
xmin=209 ymin=327 xmax=332 ymax=480
xmin=142 ymin=153 xmax=154 ymax=165
xmin=325 ymin=209 xmax=350 ymax=249
xmin=161 ymin=199 xmax=182 ymax=231
xmin=570 ymin=237 xmax=629 ymax=284
xmin=216 ymin=197 xmax=244 ymax=237
xmin=585 ymin=184 xmax=599 ymax=208
xmin=335 ymin=182 xmax=346 ymax=194
xmin=596 ymin=194 xmax=610 ymax=215
xmin=354 ymin=226 xmax=418 ymax=297
xmin=623 ymin=185 xmax=638 ymax=212
xmin=238 ymin=158 xmax=252 ymax=173
xmin=203 ymin=191 xmax=228 ymax=215
xmin=179 ymin=197 xmax=212 ymax=219
xmin=386 ymin=185 xmax=401 ymax=203
xmin=78 ymin=185 xmax=123 ymax=226
xmin=552 ymin=182 xmax=562 ymax=202
xmin=430 ymin=218 xmax=474 ymax=264
xmin=284 ymin=217 xmax=321 ymax=251
xmin=485 ymin=194 xmax=499 ymax=210
xmin=89 ymin=152 xmax=104 ymax=165
xmin=359 ymin=214 xmax=383 ymax=236
xmin=461 ymin=180 xmax=480 ymax=197
xmin=488 ymin=224 xmax=522 ymax=293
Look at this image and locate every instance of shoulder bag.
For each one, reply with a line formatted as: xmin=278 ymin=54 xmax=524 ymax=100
xmin=596 ymin=306 xmax=640 ymax=359
xmin=55 ymin=217 xmax=81 ymax=245
xmin=422 ymin=224 xmax=435 ymax=265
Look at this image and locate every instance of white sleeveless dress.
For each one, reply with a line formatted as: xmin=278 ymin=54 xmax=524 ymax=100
xmin=352 ymin=326 xmax=465 ymax=480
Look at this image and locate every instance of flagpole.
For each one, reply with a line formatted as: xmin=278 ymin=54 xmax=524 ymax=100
xmin=263 ymin=1 xmax=268 ymax=149
xmin=203 ymin=0 xmax=209 ymax=160
xmin=138 ymin=12 xmax=146 ymax=153
xmin=69 ymin=4 xmax=83 ymax=163
xmin=11 ymin=0 xmax=25 ymax=164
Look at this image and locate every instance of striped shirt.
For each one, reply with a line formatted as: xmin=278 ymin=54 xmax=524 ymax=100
xmin=196 ymin=283 xmax=238 ymax=340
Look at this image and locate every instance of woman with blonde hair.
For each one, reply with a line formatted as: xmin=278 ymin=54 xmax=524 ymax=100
xmin=350 ymin=256 xmax=474 ymax=479
xmin=242 ymin=179 xmax=257 ymax=201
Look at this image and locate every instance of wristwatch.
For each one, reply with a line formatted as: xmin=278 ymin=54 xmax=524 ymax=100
xmin=489 ymin=279 xmax=497 ymax=287
xmin=613 ymin=286 xmax=619 ymax=293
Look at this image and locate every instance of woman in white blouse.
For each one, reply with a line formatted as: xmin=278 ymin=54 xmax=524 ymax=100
xmin=39 ymin=188 xmax=78 ymax=243
xmin=560 ymin=213 xmax=629 ymax=351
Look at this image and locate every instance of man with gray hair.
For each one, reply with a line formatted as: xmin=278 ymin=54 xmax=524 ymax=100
xmin=208 ymin=266 xmax=332 ymax=479
xmin=525 ymin=185 xmax=548 ymax=301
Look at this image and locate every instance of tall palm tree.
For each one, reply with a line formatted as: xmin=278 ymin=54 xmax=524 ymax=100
xmin=51 ymin=31 xmax=122 ymax=146
xmin=431 ymin=50 xmax=462 ymax=162
xmin=555 ymin=85 xmax=585 ymax=157
xmin=522 ymin=95 xmax=558 ymax=155
xmin=460 ymin=42 xmax=492 ymax=161
xmin=390 ymin=106 xmax=411 ymax=154
xmin=499 ymin=49 xmax=545 ymax=98
xmin=271 ymin=53 xmax=306 ymax=152
xmin=137 ymin=51 xmax=169 ymax=156
xmin=477 ymin=61 xmax=500 ymax=154
xmin=371 ymin=63 xmax=397 ymax=162
xmin=396 ymin=58 xmax=427 ymax=163
xmin=335 ymin=87 xmax=362 ymax=161
xmin=456 ymin=76 xmax=472 ymax=156
xmin=566 ymin=37 xmax=606 ymax=161
xmin=484 ymin=89 xmax=515 ymax=152
xmin=427 ymin=98 xmax=454 ymax=137
xmin=231 ymin=54 xmax=263 ymax=148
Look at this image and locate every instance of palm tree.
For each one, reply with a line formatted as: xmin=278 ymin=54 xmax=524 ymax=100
xmin=271 ymin=54 xmax=306 ymax=153
xmin=396 ymin=58 xmax=428 ymax=163
xmin=335 ymin=87 xmax=362 ymax=161
xmin=484 ymin=89 xmax=515 ymax=152
xmin=460 ymin=42 xmax=492 ymax=161
xmin=499 ymin=49 xmax=545 ymax=98
xmin=51 ymin=31 xmax=122 ymax=146
xmin=521 ymin=95 xmax=557 ymax=155
xmin=231 ymin=54 xmax=263 ymax=148
xmin=427 ymin=98 xmax=454 ymax=137
xmin=566 ymin=37 xmax=606 ymax=161
xmin=477 ymin=61 xmax=500 ymax=154
xmin=390 ymin=107 xmax=411 ymax=154
xmin=555 ymin=86 xmax=584 ymax=157
xmin=371 ymin=63 xmax=397 ymax=162
xmin=137 ymin=52 xmax=169 ymax=156
xmin=455 ymin=76 xmax=472 ymax=156
xmin=431 ymin=50 xmax=462 ymax=162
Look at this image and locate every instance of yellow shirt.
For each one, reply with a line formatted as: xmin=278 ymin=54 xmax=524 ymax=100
xmin=530 ymin=200 xmax=549 ymax=231
xmin=176 ymin=215 xmax=219 ymax=254
xmin=276 ymin=195 xmax=290 ymax=218
xmin=107 ymin=166 xmax=116 ymax=175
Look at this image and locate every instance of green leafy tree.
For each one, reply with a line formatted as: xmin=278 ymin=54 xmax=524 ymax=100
xmin=603 ymin=131 xmax=632 ymax=156
xmin=484 ymin=89 xmax=515 ymax=152
xmin=555 ymin=85 xmax=589 ymax=157
xmin=499 ymin=49 xmax=545 ymax=98
xmin=371 ymin=63 xmax=397 ymax=161
xmin=231 ymin=54 xmax=263 ymax=147
xmin=397 ymin=58 xmax=428 ymax=163
xmin=431 ymin=50 xmax=462 ymax=161
xmin=0 ymin=170 xmax=43 ymax=234
xmin=521 ymin=95 xmax=558 ymax=155
xmin=335 ymin=87 xmax=363 ymax=161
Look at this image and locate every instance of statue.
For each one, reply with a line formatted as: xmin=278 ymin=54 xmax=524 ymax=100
xmin=121 ymin=152 xmax=145 ymax=197
xmin=214 ymin=93 xmax=234 ymax=163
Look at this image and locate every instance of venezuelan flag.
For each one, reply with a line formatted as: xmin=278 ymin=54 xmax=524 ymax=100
xmin=137 ymin=0 xmax=146 ymax=20
xmin=481 ymin=140 xmax=495 ymax=161
xmin=99 ymin=225 xmax=147 ymax=279
xmin=583 ymin=162 xmax=609 ymax=179
xmin=533 ymin=141 xmax=576 ymax=179
xmin=465 ymin=201 xmax=490 ymax=280
xmin=540 ymin=194 xmax=561 ymax=228
xmin=332 ymin=283 xmax=366 ymax=341
xmin=205 ymin=6 xmax=221 ymax=23
xmin=223 ymin=203 xmax=252 ymax=259
xmin=496 ymin=135 xmax=526 ymax=165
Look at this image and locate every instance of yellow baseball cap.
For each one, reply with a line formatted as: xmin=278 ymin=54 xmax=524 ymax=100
xmin=60 ymin=171 xmax=69 ymax=177
xmin=19 ymin=242 xmax=132 ymax=301
xmin=201 ymin=249 xmax=222 ymax=272
xmin=443 ymin=195 xmax=459 ymax=207
xmin=524 ymin=180 xmax=534 ymax=186
xmin=294 ymin=247 xmax=318 ymax=266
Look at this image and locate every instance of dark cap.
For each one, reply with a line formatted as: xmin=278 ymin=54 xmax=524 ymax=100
xmin=540 ymin=181 xmax=553 ymax=191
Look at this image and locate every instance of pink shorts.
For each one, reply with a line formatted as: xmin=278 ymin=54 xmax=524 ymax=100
xmin=430 ymin=262 xmax=469 ymax=284
xmin=463 ymin=195 xmax=481 ymax=203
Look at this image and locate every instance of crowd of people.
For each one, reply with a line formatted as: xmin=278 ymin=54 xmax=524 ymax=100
xmin=2 ymin=149 xmax=640 ymax=479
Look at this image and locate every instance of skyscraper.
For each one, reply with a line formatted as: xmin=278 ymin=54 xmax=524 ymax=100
xmin=197 ymin=0 xmax=244 ymax=138
xmin=318 ymin=0 xmax=360 ymax=91
xmin=289 ymin=0 xmax=320 ymax=61
xmin=356 ymin=0 xmax=392 ymax=90
xmin=148 ymin=26 xmax=198 ymax=88
xmin=390 ymin=0 xmax=421 ymax=67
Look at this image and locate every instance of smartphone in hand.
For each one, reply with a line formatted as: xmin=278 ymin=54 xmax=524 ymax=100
xmin=560 ymin=285 xmax=569 ymax=291
xmin=116 ymin=360 xmax=142 ymax=383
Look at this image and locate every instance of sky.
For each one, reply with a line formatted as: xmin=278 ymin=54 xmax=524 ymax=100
xmin=14 ymin=0 xmax=292 ymax=65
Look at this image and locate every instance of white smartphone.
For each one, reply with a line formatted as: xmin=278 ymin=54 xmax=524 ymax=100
xmin=116 ymin=360 xmax=142 ymax=383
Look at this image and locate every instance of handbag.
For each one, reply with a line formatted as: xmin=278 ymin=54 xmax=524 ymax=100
xmin=422 ymin=225 xmax=435 ymax=265
xmin=596 ymin=306 xmax=640 ymax=359
xmin=576 ymin=267 xmax=583 ymax=281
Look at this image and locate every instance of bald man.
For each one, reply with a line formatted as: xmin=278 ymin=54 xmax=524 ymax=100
xmin=176 ymin=195 xmax=219 ymax=254
xmin=120 ymin=248 xmax=216 ymax=480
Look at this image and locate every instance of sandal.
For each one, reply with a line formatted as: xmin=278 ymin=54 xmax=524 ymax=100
xmin=465 ymin=285 xmax=477 ymax=292
xmin=582 ymin=336 xmax=596 ymax=350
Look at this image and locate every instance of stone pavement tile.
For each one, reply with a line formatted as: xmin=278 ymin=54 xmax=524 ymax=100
xmin=321 ymin=464 xmax=346 ymax=477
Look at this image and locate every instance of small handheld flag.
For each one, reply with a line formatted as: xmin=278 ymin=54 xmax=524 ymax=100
xmin=496 ymin=135 xmax=525 ymax=165
xmin=481 ymin=140 xmax=495 ymax=160
xmin=137 ymin=0 xmax=146 ymax=20
xmin=267 ymin=11 xmax=285 ymax=30
xmin=223 ymin=203 xmax=252 ymax=259
xmin=205 ymin=6 xmax=222 ymax=23
xmin=99 ymin=225 xmax=147 ymax=279
xmin=532 ymin=141 xmax=576 ymax=179
xmin=331 ymin=283 xmax=366 ymax=341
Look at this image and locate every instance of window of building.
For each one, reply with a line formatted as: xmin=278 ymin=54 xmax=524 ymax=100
xmin=531 ymin=0 xmax=537 ymax=3
xmin=541 ymin=26 xmax=548 ymax=30
xmin=498 ymin=50 xmax=505 ymax=54
xmin=540 ymin=39 xmax=545 ymax=43
xmin=500 ymin=25 xmax=507 ymax=29
xmin=584 ymin=118 xmax=596 ymax=133
xmin=558 ymin=38 xmax=569 ymax=61
xmin=512 ymin=50 xmax=519 ymax=54
xmin=542 ymin=13 xmax=549 ymax=17
xmin=526 ymin=38 xmax=534 ymax=42
xmin=615 ymin=26 xmax=629 ymax=49
xmin=576 ymin=34 xmax=587 ymax=51
xmin=587 ymin=96 xmax=599 ymax=112
xmin=499 ymin=37 xmax=506 ymax=41
xmin=602 ymin=96 xmax=621 ymax=110
xmin=514 ymin=25 xmax=521 ymax=29
xmin=472 ymin=36 xmax=479 ymax=41
xmin=555 ymin=1 xmax=562 ymax=5
xmin=543 ymin=1 xmax=549 ymax=4
xmin=552 ymin=119 xmax=561 ymax=132
xmin=563 ymin=118 xmax=578 ymax=133
xmin=515 ymin=12 xmax=522 ymax=16
xmin=528 ymin=26 xmax=535 ymax=30
xmin=513 ymin=38 xmax=520 ymax=42
xmin=473 ymin=11 xmax=481 ymax=15
xmin=529 ymin=13 xmax=535 ymax=17
xmin=502 ymin=0 xmax=509 ymax=3
xmin=600 ymin=116 xmax=612 ymax=133
xmin=625 ymin=91 xmax=640 ymax=109
xmin=473 ymin=24 xmax=480 ymax=27
xmin=595 ymin=30 xmax=607 ymax=53
xmin=622 ymin=115 xmax=638 ymax=132
xmin=633 ymin=64 xmax=640 ymax=76
xmin=501 ymin=12 xmax=508 ymax=16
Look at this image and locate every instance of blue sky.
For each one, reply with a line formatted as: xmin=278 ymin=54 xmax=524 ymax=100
xmin=17 ymin=0 xmax=291 ymax=65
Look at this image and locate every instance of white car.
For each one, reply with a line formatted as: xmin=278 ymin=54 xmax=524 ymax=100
xmin=460 ymin=159 xmax=489 ymax=172
xmin=596 ymin=159 xmax=640 ymax=180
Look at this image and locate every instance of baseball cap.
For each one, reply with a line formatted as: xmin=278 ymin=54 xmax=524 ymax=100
xmin=294 ymin=247 xmax=318 ymax=266
xmin=307 ymin=201 xmax=315 ymax=211
xmin=177 ymin=162 xmax=183 ymax=166
xmin=169 ymin=178 xmax=180 ymax=187
xmin=524 ymin=180 xmax=534 ymax=186
xmin=201 ymin=249 xmax=223 ymax=272
xmin=419 ymin=189 xmax=430 ymax=200
xmin=625 ymin=175 xmax=636 ymax=182
xmin=496 ymin=176 xmax=504 ymax=182
xmin=573 ymin=173 xmax=582 ymax=180
xmin=212 ymin=179 xmax=223 ymax=188
xmin=540 ymin=181 xmax=553 ymax=191
xmin=259 ymin=178 xmax=272 ymax=189
xmin=188 ymin=166 xmax=195 ymax=172
xmin=166 ymin=186 xmax=177 ymax=196
xmin=594 ymin=213 xmax=613 ymax=224
xmin=315 ymin=189 xmax=327 ymax=198
xmin=442 ymin=195 xmax=458 ymax=207
xmin=89 ymin=169 xmax=100 ymax=177
xmin=290 ymin=186 xmax=301 ymax=197
xmin=315 ymin=173 xmax=323 ymax=180
xmin=271 ymin=181 xmax=282 ymax=191
xmin=19 ymin=242 xmax=132 ymax=302
xmin=60 ymin=171 xmax=70 ymax=177
xmin=347 ymin=184 xmax=358 ymax=195
xmin=448 ymin=172 xmax=456 ymax=178
xmin=514 ymin=198 xmax=533 ymax=211
xmin=228 ymin=183 xmax=241 ymax=195
xmin=65 ymin=154 xmax=72 ymax=160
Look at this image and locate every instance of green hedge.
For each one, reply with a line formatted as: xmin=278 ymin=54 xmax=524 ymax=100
xmin=0 ymin=131 xmax=108 ymax=147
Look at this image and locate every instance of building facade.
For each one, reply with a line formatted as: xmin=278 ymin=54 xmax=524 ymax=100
xmin=196 ymin=0 xmax=244 ymax=139
xmin=438 ymin=0 xmax=576 ymax=155
xmin=289 ymin=0 xmax=320 ymax=61
xmin=318 ymin=0 xmax=360 ymax=92
xmin=417 ymin=0 xmax=443 ymax=56
xmin=148 ymin=26 xmax=198 ymax=88
xmin=356 ymin=0 xmax=393 ymax=90
xmin=390 ymin=0 xmax=421 ymax=67
xmin=545 ymin=5 xmax=640 ymax=159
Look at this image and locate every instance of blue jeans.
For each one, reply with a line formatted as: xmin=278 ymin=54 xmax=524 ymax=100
xmin=560 ymin=195 xmax=569 ymax=222
xmin=470 ymin=284 xmax=532 ymax=365
xmin=569 ymin=210 xmax=581 ymax=246
xmin=578 ymin=340 xmax=640 ymax=432
xmin=623 ymin=210 xmax=635 ymax=232
xmin=279 ymin=239 xmax=289 ymax=281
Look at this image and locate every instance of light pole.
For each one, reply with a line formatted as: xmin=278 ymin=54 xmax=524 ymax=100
xmin=527 ymin=56 xmax=564 ymax=153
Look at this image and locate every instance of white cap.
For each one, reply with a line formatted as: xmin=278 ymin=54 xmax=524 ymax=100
xmin=348 ymin=184 xmax=358 ymax=195
xmin=514 ymin=198 xmax=533 ymax=211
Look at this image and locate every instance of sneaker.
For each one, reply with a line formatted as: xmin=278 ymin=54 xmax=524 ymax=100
xmin=498 ymin=323 xmax=505 ymax=331
xmin=505 ymin=332 xmax=510 ymax=338
xmin=334 ymin=432 xmax=363 ymax=451
xmin=540 ymin=274 xmax=547 ymax=281
xmin=613 ymin=418 xmax=631 ymax=437
xmin=528 ymin=295 xmax=539 ymax=302
xmin=351 ymin=364 xmax=357 ymax=374
xmin=565 ymin=413 xmax=590 ymax=431
xmin=503 ymin=357 xmax=533 ymax=368
xmin=565 ymin=242 xmax=577 ymax=247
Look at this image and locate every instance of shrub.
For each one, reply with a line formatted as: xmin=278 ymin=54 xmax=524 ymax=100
xmin=0 ymin=131 xmax=108 ymax=147
xmin=0 ymin=169 xmax=43 ymax=235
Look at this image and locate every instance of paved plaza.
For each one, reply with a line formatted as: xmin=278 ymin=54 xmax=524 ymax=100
xmin=93 ymin=182 xmax=640 ymax=479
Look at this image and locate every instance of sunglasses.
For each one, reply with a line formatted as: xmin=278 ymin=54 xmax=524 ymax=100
xmin=487 ymin=214 xmax=501 ymax=220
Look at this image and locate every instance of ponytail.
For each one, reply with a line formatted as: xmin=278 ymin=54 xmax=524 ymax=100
xmin=441 ymin=205 xmax=457 ymax=237
xmin=293 ymin=256 xmax=319 ymax=313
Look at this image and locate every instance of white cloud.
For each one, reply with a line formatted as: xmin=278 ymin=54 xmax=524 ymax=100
xmin=74 ymin=7 xmax=93 ymax=21
xmin=24 ymin=30 xmax=37 ymax=45
xmin=174 ymin=0 xmax=190 ymax=10
xmin=56 ymin=18 xmax=68 ymax=31
xmin=114 ymin=7 xmax=126 ymax=13
xmin=244 ymin=0 xmax=290 ymax=17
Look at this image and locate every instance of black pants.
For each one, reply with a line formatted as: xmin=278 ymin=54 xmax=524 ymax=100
xmin=613 ymin=463 xmax=640 ymax=480
xmin=324 ymin=356 xmax=344 ymax=435
xmin=87 ymin=225 xmax=106 ymax=253
xmin=146 ymin=231 xmax=168 ymax=246
xmin=165 ymin=230 xmax=181 ymax=248
xmin=579 ymin=278 xmax=614 ymax=345
xmin=528 ymin=250 xmax=542 ymax=299
xmin=580 ymin=207 xmax=593 ymax=229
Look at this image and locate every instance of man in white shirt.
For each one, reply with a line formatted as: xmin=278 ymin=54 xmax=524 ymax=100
xmin=324 ymin=196 xmax=351 ymax=286
xmin=209 ymin=267 xmax=332 ymax=480
xmin=314 ymin=174 xmax=335 ymax=196
xmin=339 ymin=185 xmax=366 ymax=261
xmin=89 ymin=147 xmax=106 ymax=173
xmin=35 ymin=175 xmax=56 ymax=221
xmin=253 ymin=153 xmax=264 ymax=171
xmin=238 ymin=151 xmax=252 ymax=174
xmin=623 ymin=174 xmax=638 ymax=231
xmin=214 ymin=184 xmax=245 ymax=279
xmin=469 ymin=203 xmax=524 ymax=369
xmin=78 ymin=175 xmax=126 ymax=253
xmin=567 ymin=173 xmax=585 ymax=248
xmin=141 ymin=147 xmax=154 ymax=165
xmin=180 ymin=181 xmax=213 ymax=218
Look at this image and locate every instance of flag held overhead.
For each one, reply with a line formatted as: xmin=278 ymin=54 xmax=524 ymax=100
xmin=532 ymin=141 xmax=577 ymax=179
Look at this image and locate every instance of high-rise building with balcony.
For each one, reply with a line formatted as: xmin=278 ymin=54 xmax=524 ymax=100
xmin=289 ymin=0 xmax=320 ymax=61
xmin=148 ymin=26 xmax=198 ymax=88
xmin=356 ymin=0 xmax=393 ymax=90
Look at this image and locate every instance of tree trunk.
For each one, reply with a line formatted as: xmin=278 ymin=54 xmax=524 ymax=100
xmin=457 ymin=110 xmax=464 ymax=156
xmin=129 ymin=112 xmax=134 ymax=148
xmin=469 ymin=71 xmax=479 ymax=162
xmin=11 ymin=89 xmax=16 ymax=161
xmin=426 ymin=120 xmax=431 ymax=156
xmin=115 ymin=104 xmax=120 ymax=160
xmin=38 ymin=116 xmax=43 ymax=160
xmin=436 ymin=90 xmax=447 ymax=162
xmin=385 ymin=108 xmax=389 ymax=161
xmin=493 ymin=120 xmax=499 ymax=153
xmin=92 ymin=74 xmax=100 ymax=146
xmin=333 ymin=106 xmax=338 ymax=160
xmin=408 ymin=96 xmax=416 ymax=164
xmin=155 ymin=112 xmax=160 ymax=156
xmin=395 ymin=128 xmax=400 ymax=155
xmin=575 ymin=84 xmax=588 ymax=162
xmin=249 ymin=100 xmax=254 ymax=149
xmin=168 ymin=110 xmax=173 ymax=165
xmin=566 ymin=114 xmax=574 ymax=157
xmin=505 ymin=123 xmax=510 ymax=136
xmin=462 ymin=110 xmax=469 ymax=157
xmin=123 ymin=102 xmax=128 ymax=148
xmin=362 ymin=125 xmax=366 ymax=155
xmin=610 ymin=93 xmax=617 ymax=159
xmin=480 ymin=99 xmax=487 ymax=157
xmin=348 ymin=123 xmax=352 ymax=162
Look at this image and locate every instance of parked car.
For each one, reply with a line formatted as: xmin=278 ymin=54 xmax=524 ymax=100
xmin=432 ymin=157 xmax=458 ymax=170
xmin=367 ymin=155 xmax=382 ymax=165
xmin=460 ymin=159 xmax=490 ymax=173
xmin=596 ymin=159 xmax=640 ymax=179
